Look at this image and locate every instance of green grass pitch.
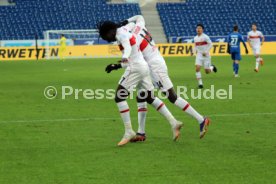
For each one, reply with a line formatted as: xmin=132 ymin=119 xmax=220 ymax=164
xmin=0 ymin=55 xmax=275 ymax=184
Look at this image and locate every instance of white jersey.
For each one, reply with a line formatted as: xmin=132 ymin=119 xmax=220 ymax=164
xmin=116 ymin=26 xmax=148 ymax=69
xmin=193 ymin=33 xmax=212 ymax=56
xmin=247 ymin=30 xmax=263 ymax=48
xmin=126 ymin=15 xmax=167 ymax=71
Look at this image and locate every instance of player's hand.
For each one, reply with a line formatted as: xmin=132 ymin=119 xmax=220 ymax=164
xmin=105 ymin=64 xmax=122 ymax=73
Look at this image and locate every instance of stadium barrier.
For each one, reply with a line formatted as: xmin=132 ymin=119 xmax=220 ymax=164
xmin=169 ymin=35 xmax=276 ymax=43
xmin=0 ymin=42 xmax=275 ymax=61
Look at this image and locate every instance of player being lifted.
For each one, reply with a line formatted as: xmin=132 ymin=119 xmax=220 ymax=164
xmin=227 ymin=25 xmax=249 ymax=77
xmin=192 ymin=24 xmax=217 ymax=88
xmin=247 ymin=23 xmax=265 ymax=72
xmin=118 ymin=15 xmax=210 ymax=141
xmin=59 ymin=34 xmax=67 ymax=61
xmin=97 ymin=21 xmax=183 ymax=146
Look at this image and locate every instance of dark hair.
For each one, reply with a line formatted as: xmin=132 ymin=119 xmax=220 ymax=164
xmin=252 ymin=23 xmax=257 ymax=26
xmin=233 ymin=25 xmax=239 ymax=31
xmin=61 ymin=34 xmax=64 ymax=37
xmin=197 ymin=23 xmax=204 ymax=29
xmin=97 ymin=21 xmax=118 ymax=39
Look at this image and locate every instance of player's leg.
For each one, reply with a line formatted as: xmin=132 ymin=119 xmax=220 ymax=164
xmin=234 ymin=60 xmax=240 ymax=77
xmin=165 ymin=88 xmax=210 ymax=138
xmin=140 ymin=77 xmax=183 ymax=141
xmin=204 ymin=57 xmax=217 ymax=74
xmin=195 ymin=64 xmax=203 ymax=89
xmin=115 ymin=70 xmax=143 ymax=146
xmin=59 ymin=47 xmax=65 ymax=61
xmin=114 ymin=85 xmax=135 ymax=146
xmin=151 ymin=70 xmax=210 ymax=139
xmin=130 ymin=94 xmax=148 ymax=142
xmin=153 ymin=71 xmax=205 ymax=124
xmin=231 ymin=53 xmax=236 ymax=75
xmin=195 ymin=55 xmax=204 ymax=88
xmin=254 ymin=47 xmax=263 ymax=72
xmin=232 ymin=52 xmax=240 ymax=77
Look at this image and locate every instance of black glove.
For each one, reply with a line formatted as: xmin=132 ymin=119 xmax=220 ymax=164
xmin=105 ymin=64 xmax=122 ymax=73
xmin=118 ymin=20 xmax=129 ymax=27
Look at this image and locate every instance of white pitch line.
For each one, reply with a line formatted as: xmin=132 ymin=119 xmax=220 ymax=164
xmin=0 ymin=112 xmax=276 ymax=124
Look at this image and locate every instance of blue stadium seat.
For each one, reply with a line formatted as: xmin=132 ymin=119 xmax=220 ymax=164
xmin=0 ymin=0 xmax=141 ymax=40
xmin=157 ymin=0 xmax=276 ymax=40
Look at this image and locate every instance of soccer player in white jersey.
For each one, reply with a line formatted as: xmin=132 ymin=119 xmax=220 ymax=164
xmin=97 ymin=21 xmax=182 ymax=146
xmin=119 ymin=16 xmax=210 ymax=141
xmin=192 ymin=24 xmax=217 ymax=89
xmin=247 ymin=23 xmax=265 ymax=72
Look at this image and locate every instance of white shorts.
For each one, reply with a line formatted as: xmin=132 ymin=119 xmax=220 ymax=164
xmin=118 ymin=66 xmax=154 ymax=92
xmin=150 ymin=69 xmax=173 ymax=92
xmin=252 ymin=47 xmax=261 ymax=56
xmin=146 ymin=55 xmax=173 ymax=92
xmin=195 ymin=55 xmax=211 ymax=69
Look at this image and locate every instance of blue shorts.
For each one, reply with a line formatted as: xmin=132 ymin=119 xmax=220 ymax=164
xmin=231 ymin=52 xmax=241 ymax=61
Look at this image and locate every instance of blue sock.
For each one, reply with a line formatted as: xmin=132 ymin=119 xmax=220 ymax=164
xmin=236 ymin=63 xmax=239 ymax=74
xmin=234 ymin=63 xmax=239 ymax=75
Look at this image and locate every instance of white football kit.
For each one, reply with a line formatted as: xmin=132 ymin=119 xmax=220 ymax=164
xmin=247 ymin=30 xmax=263 ymax=56
xmin=116 ymin=26 xmax=153 ymax=92
xmin=193 ymin=33 xmax=212 ymax=69
xmin=126 ymin=15 xmax=173 ymax=92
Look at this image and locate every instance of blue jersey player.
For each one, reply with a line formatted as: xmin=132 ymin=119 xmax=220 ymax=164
xmin=227 ymin=25 xmax=248 ymax=77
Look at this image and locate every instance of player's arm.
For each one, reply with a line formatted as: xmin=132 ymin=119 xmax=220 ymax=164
xmin=126 ymin=22 xmax=136 ymax=32
xmin=127 ymin=15 xmax=145 ymax=27
xmin=119 ymin=15 xmax=146 ymax=28
xmin=240 ymin=35 xmax=248 ymax=54
xmin=105 ymin=33 xmax=132 ymax=73
xmin=117 ymin=33 xmax=132 ymax=68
